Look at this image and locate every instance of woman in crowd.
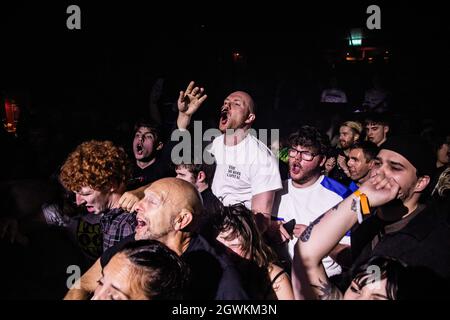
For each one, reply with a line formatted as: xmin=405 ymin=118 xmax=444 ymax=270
xmin=215 ymin=203 xmax=294 ymax=300
xmin=91 ymin=239 xmax=187 ymax=300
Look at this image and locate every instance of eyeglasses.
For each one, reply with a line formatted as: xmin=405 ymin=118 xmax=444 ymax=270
xmin=288 ymin=148 xmax=317 ymax=161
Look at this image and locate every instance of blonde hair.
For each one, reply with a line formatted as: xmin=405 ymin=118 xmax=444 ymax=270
xmin=342 ymin=121 xmax=363 ymax=135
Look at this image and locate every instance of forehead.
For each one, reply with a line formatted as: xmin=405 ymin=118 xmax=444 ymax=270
xmin=78 ymin=186 xmax=98 ymax=194
xmin=349 ymin=148 xmax=365 ymax=158
xmin=218 ymin=229 xmax=241 ymax=243
xmin=136 ymin=127 xmax=155 ymax=135
xmin=340 ymin=126 xmax=353 ymax=133
xmin=360 ymin=277 xmax=388 ymax=296
xmin=103 ymin=254 xmax=133 ymax=289
xmin=175 ymin=166 xmax=192 ymax=174
xmin=146 ymin=181 xmax=178 ymax=200
xmin=106 ymin=253 xmax=132 ymax=275
xmin=225 ymin=92 xmax=248 ymax=104
xmin=144 ymin=187 xmax=165 ymax=199
xmin=378 ymin=149 xmax=415 ymax=169
xmin=291 ymin=144 xmax=314 ymax=152
xmin=366 ymin=123 xmax=383 ymax=128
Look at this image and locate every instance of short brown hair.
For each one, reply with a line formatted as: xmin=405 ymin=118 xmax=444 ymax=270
xmin=175 ymin=162 xmax=216 ymax=187
xmin=59 ymin=140 xmax=131 ymax=192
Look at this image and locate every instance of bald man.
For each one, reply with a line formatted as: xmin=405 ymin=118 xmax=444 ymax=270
xmin=64 ymin=178 xmax=248 ymax=300
xmin=176 ymin=82 xmax=282 ymax=234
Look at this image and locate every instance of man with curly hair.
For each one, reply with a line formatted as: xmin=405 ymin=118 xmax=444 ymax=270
xmin=59 ymin=140 xmax=137 ymax=252
xmin=271 ymin=126 xmax=351 ymax=278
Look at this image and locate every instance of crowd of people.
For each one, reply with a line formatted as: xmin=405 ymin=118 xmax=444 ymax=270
xmin=1 ymin=77 xmax=449 ymax=300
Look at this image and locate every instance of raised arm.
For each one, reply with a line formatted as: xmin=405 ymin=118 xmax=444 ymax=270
xmin=176 ymin=81 xmax=207 ymax=130
xmin=64 ymin=258 xmax=102 ymax=300
xmin=292 ymin=174 xmax=400 ymax=299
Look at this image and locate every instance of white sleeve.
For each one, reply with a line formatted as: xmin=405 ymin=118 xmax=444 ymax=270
xmin=250 ymin=149 xmax=282 ymax=196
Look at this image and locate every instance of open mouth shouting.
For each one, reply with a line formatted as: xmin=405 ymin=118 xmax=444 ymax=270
xmin=290 ymin=162 xmax=302 ymax=175
xmin=135 ymin=143 xmax=144 ymax=155
xmin=220 ymin=110 xmax=229 ymax=126
xmin=85 ymin=205 xmax=96 ymax=213
xmin=136 ymin=215 xmax=147 ymax=231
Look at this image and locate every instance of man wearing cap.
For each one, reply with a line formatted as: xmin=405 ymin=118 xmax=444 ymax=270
xmin=350 ymin=135 xmax=450 ymax=280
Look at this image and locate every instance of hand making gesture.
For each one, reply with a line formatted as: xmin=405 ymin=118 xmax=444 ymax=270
xmin=177 ymin=81 xmax=208 ymax=129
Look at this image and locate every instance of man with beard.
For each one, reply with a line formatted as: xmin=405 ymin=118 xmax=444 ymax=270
xmin=349 ymin=136 xmax=450 ymax=282
xmin=272 ymin=126 xmax=351 ymax=277
xmin=327 ymin=121 xmax=362 ymax=186
xmin=176 ymin=81 xmax=282 ymax=234
xmin=298 ymin=135 xmax=450 ymax=297
xmin=64 ymin=178 xmax=248 ymax=300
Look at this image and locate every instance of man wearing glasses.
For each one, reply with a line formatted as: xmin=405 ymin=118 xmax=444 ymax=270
xmin=272 ymin=126 xmax=351 ymax=278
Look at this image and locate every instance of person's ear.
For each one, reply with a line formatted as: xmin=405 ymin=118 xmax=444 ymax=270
xmin=354 ymin=133 xmax=360 ymax=142
xmin=156 ymin=141 xmax=164 ymax=151
xmin=245 ymin=113 xmax=256 ymax=124
xmin=319 ymin=155 xmax=327 ymax=167
xmin=196 ymin=171 xmax=206 ymax=184
xmin=384 ymin=125 xmax=390 ymax=135
xmin=415 ymin=175 xmax=430 ymax=193
xmin=174 ymin=209 xmax=193 ymax=231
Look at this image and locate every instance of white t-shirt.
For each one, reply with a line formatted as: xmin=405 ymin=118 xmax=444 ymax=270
xmin=209 ymin=133 xmax=282 ymax=209
xmin=273 ymin=176 xmax=351 ymax=277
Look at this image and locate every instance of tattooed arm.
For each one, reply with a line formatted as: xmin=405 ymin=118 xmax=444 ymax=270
xmin=291 ymin=208 xmax=349 ymax=300
xmin=292 ymin=174 xmax=400 ymax=300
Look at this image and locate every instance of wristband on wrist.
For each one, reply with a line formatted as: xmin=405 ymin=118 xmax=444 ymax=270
xmin=353 ymin=190 xmax=371 ymax=223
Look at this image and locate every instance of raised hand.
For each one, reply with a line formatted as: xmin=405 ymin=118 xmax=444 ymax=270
xmin=324 ymin=157 xmax=336 ymax=174
xmin=337 ymin=154 xmax=350 ymax=176
xmin=177 ymin=81 xmax=207 ymax=129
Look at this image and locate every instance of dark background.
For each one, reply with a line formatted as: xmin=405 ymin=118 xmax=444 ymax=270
xmin=0 ymin=1 xmax=449 ymax=179
xmin=0 ymin=0 xmax=449 ymax=301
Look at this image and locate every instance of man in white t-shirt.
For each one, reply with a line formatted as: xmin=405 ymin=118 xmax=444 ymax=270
xmin=176 ymin=81 xmax=282 ymax=233
xmin=272 ymin=126 xmax=351 ymax=277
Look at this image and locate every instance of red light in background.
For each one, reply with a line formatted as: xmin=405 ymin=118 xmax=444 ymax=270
xmin=3 ymin=98 xmax=20 ymax=133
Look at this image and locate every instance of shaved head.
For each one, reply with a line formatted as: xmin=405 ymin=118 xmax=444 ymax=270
xmin=231 ymin=91 xmax=255 ymax=114
xmin=134 ymin=177 xmax=204 ymax=241
xmin=147 ymin=178 xmax=203 ymax=219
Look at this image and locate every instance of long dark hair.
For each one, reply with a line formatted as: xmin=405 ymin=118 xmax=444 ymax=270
xmin=121 ymin=239 xmax=188 ymax=300
xmin=351 ymin=256 xmax=407 ymax=300
xmin=216 ymin=203 xmax=278 ymax=269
